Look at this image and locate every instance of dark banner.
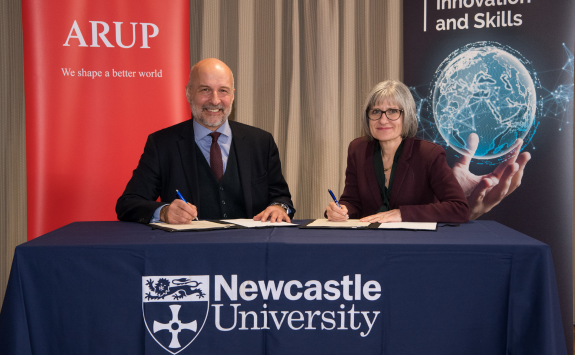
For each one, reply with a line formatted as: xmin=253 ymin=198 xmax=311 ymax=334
xmin=403 ymin=0 xmax=574 ymax=349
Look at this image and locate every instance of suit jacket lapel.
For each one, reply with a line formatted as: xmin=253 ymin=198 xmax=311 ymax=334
xmin=178 ymin=120 xmax=201 ymax=208
xmin=364 ymin=140 xmax=383 ymax=210
xmin=390 ymin=138 xmax=413 ymax=208
xmin=230 ymin=122 xmax=253 ymax=217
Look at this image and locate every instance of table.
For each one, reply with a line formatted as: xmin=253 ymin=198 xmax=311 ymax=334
xmin=0 ymin=221 xmax=567 ymax=355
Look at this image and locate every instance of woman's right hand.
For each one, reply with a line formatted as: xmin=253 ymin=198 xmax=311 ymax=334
xmin=326 ymin=202 xmax=349 ymax=221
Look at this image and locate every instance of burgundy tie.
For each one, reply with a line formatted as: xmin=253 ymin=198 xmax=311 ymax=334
xmin=209 ymin=132 xmax=223 ymax=181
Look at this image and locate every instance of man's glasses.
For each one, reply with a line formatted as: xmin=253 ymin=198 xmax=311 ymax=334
xmin=367 ymin=108 xmax=403 ymax=121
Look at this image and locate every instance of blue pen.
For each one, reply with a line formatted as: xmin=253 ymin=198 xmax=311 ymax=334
xmin=328 ymin=189 xmax=348 ymax=219
xmin=176 ymin=190 xmax=198 ymax=221
xmin=328 ymin=189 xmax=341 ymax=208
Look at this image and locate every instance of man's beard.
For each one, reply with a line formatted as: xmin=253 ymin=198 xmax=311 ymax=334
xmin=192 ymin=103 xmax=230 ymax=128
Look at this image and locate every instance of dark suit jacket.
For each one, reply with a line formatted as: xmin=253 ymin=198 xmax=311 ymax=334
xmin=339 ymin=137 xmax=469 ymax=223
xmin=116 ymin=119 xmax=295 ymax=223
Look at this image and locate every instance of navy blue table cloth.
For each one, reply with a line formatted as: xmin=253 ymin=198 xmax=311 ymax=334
xmin=0 ymin=220 xmax=567 ymax=355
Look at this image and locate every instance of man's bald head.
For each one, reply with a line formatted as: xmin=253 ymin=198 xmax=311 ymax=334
xmin=185 ymin=58 xmax=235 ymax=131
xmin=188 ymin=58 xmax=234 ymax=89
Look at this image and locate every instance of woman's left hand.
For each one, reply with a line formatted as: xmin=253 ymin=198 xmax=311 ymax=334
xmin=360 ymin=209 xmax=402 ymax=223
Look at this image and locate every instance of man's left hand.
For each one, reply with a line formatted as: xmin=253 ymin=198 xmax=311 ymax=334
xmin=254 ymin=205 xmax=291 ymax=223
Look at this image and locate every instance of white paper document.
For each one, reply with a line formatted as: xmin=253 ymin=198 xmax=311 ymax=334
xmin=306 ymin=219 xmax=371 ymax=228
xmin=378 ymin=222 xmax=437 ymax=230
xmin=150 ymin=220 xmax=232 ymax=230
xmin=221 ymin=219 xmax=298 ymax=228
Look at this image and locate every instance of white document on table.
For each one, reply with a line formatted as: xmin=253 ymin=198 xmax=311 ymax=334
xmin=150 ymin=220 xmax=232 ymax=230
xmin=221 ymin=219 xmax=298 ymax=228
xmin=378 ymin=222 xmax=437 ymax=230
xmin=306 ymin=219 xmax=371 ymax=228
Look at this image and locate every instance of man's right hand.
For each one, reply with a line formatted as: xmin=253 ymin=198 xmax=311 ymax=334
xmin=160 ymin=199 xmax=198 ymax=224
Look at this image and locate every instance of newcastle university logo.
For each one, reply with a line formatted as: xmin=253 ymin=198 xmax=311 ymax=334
xmin=142 ymin=276 xmax=210 ymax=354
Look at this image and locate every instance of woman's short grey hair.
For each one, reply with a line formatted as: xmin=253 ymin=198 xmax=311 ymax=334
xmin=361 ymin=80 xmax=418 ymax=140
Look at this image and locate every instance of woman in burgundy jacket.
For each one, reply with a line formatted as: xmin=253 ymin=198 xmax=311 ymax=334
xmin=325 ymin=80 xmax=470 ymax=223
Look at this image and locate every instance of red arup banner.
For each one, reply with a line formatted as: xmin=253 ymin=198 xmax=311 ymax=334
xmin=22 ymin=0 xmax=190 ymax=239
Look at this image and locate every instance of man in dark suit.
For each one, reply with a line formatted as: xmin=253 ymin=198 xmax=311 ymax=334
xmin=116 ymin=58 xmax=294 ymax=224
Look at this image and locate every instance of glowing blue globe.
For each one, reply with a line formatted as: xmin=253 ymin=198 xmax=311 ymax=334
xmin=432 ymin=42 xmax=537 ymax=159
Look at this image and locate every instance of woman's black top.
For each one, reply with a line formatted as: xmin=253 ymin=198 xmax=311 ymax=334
xmin=373 ymin=140 xmax=404 ymax=213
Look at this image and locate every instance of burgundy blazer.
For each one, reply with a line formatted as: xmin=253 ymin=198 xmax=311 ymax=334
xmin=339 ymin=137 xmax=469 ymax=223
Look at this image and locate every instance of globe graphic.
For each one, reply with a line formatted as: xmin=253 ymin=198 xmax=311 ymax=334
xmin=432 ymin=42 xmax=536 ymax=159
